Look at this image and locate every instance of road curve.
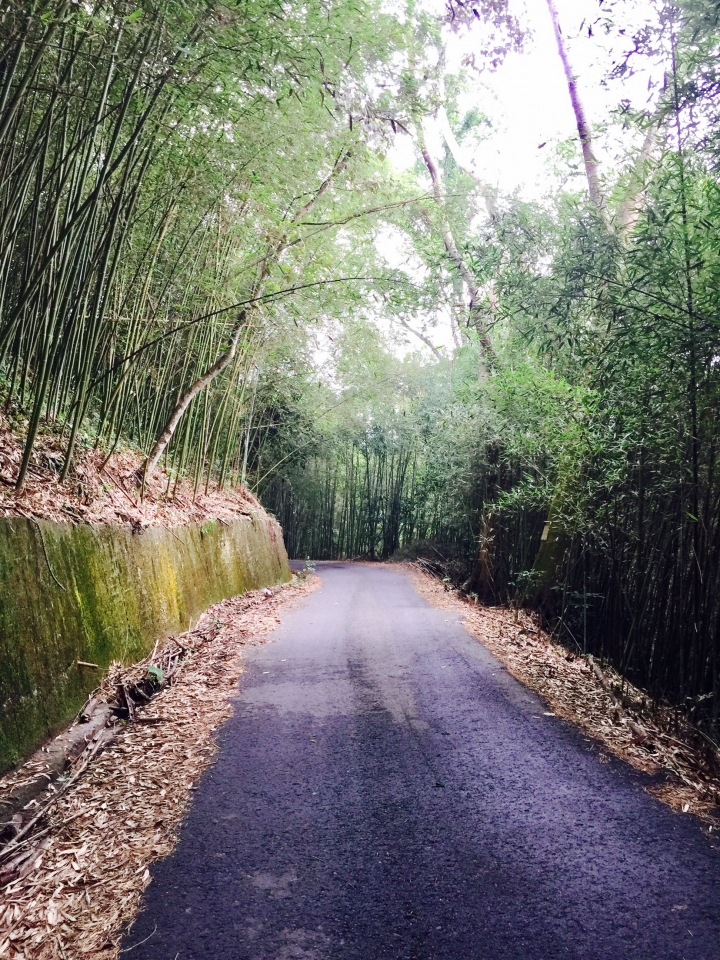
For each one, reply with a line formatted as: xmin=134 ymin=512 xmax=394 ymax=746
xmin=123 ymin=562 xmax=720 ymax=960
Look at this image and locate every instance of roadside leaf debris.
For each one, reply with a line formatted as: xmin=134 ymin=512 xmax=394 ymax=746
xmin=2 ymin=560 xmax=718 ymax=959
xmin=0 ymin=573 xmax=318 ymax=959
xmin=407 ymin=562 xmax=720 ymax=827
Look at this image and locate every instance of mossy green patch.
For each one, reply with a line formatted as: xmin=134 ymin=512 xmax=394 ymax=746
xmin=0 ymin=513 xmax=290 ymax=772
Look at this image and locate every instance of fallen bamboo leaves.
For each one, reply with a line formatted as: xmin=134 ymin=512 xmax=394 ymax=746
xmin=405 ymin=563 xmax=720 ymax=828
xmin=0 ymin=573 xmax=318 ymax=959
xmin=0 ymin=411 xmax=263 ymax=529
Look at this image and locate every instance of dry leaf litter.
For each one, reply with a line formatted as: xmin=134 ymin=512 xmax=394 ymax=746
xmin=0 ymin=411 xmax=262 ymax=529
xmin=0 ymin=573 xmax=319 ymax=959
xmin=404 ymin=562 xmax=720 ymax=830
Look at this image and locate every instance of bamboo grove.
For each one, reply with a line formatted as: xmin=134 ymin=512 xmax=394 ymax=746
xmin=2 ymin=0 xmax=720 ymax=734
xmin=261 ymin=0 xmax=720 ymax=734
xmin=0 ymin=0 xmax=408 ymax=490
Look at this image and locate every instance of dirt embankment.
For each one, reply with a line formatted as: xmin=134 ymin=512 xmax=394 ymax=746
xmin=0 ymin=413 xmax=259 ymax=529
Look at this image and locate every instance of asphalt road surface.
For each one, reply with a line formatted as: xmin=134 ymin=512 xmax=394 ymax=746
xmin=123 ymin=562 xmax=720 ymax=960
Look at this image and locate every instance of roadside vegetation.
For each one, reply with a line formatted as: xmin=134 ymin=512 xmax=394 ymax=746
xmin=1 ymin=0 xmax=719 ymax=739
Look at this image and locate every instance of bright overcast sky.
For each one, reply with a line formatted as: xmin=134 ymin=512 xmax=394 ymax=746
xmin=377 ymin=0 xmax=663 ymax=359
xmin=390 ymin=0 xmax=662 ymax=199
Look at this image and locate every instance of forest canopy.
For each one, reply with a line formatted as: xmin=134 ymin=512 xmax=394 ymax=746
xmin=1 ymin=0 xmax=719 ymax=733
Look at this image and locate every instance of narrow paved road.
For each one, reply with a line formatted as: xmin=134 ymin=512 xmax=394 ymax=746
xmin=124 ymin=563 xmax=720 ymax=960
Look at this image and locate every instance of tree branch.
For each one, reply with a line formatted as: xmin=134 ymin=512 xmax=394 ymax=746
xmin=397 ymin=318 xmax=444 ymax=360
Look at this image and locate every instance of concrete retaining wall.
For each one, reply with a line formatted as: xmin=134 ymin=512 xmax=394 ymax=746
xmin=0 ymin=513 xmax=290 ymax=772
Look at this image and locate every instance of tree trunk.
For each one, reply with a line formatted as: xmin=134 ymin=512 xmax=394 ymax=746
xmin=462 ymin=444 xmax=501 ymax=600
xmin=525 ymin=502 xmax=571 ymax=612
xmin=414 ymin=119 xmax=492 ymax=366
xmin=521 ymin=4 xmax=607 ymax=614
xmin=617 ymin=118 xmax=664 ymax=236
xmin=143 ymin=312 xmax=248 ymax=480
xmin=462 ymin=508 xmax=500 ymax=603
xmin=544 ymin=0 xmax=605 ymax=215
xmin=437 ymin=106 xmax=497 ymax=219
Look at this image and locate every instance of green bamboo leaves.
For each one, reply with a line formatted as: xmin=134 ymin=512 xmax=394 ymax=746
xmin=0 ymin=0 xmax=409 ymax=492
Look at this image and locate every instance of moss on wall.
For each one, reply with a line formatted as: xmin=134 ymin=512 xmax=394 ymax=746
xmin=0 ymin=512 xmax=290 ymax=773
